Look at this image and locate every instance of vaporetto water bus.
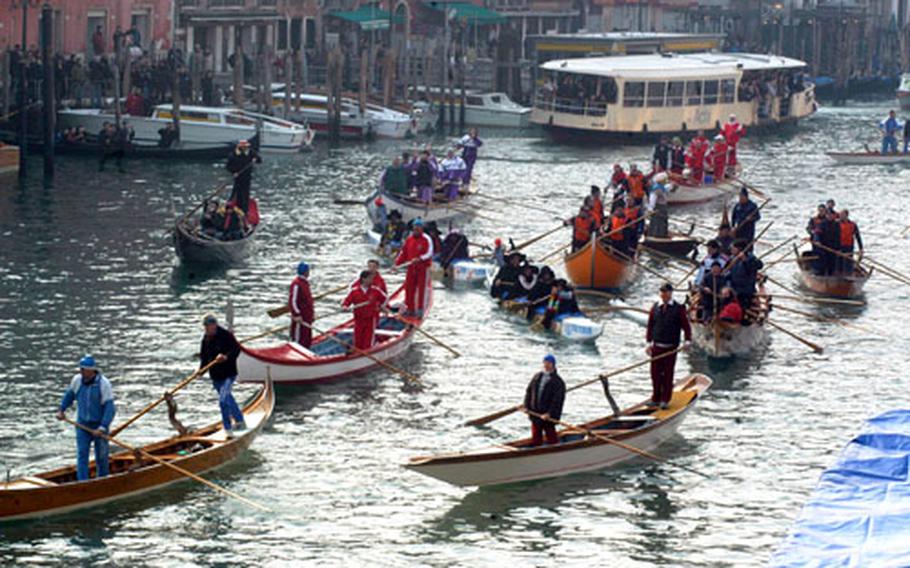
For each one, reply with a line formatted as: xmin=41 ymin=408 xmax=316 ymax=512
xmin=531 ymin=52 xmax=817 ymax=141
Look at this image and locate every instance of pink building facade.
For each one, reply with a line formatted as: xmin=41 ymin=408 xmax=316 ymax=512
xmin=1 ymin=1 xmax=173 ymax=57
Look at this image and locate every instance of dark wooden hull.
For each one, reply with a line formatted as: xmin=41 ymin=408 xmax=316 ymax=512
xmin=796 ymin=253 xmax=871 ymax=298
xmin=173 ymin=221 xmax=255 ymax=265
xmin=640 ymin=235 xmax=698 ymax=258
xmin=0 ymin=381 xmax=275 ymax=522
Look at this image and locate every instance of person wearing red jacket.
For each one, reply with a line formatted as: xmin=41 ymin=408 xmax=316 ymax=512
xmin=706 ymin=134 xmax=728 ymax=182
xmin=721 ymin=114 xmax=745 ymax=168
xmin=342 ymin=271 xmax=388 ymax=350
xmin=686 ymin=130 xmax=710 ymax=184
xmin=645 ymin=283 xmax=692 ymax=409
xmin=289 ymin=262 xmax=314 ymax=347
xmin=366 ymin=259 xmax=387 ymax=294
xmin=717 ymin=287 xmax=743 ymax=323
xmin=394 ymin=218 xmax=434 ymax=316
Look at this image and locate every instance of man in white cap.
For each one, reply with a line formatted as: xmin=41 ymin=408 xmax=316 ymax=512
xmin=56 ymin=355 xmax=116 ymax=481
xmin=721 ymin=113 xmax=745 ymax=169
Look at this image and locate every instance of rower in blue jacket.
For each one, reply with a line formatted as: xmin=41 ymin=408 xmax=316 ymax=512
xmin=56 ymin=355 xmax=116 ymax=481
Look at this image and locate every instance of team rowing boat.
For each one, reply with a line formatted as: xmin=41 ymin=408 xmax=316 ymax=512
xmin=237 ymin=284 xmax=430 ymax=384
xmin=406 ymin=374 xmax=712 ymax=487
xmin=688 ymin=287 xmax=770 ymax=358
xmin=0 ymin=381 xmax=274 ymax=522
xmin=826 ymin=151 xmax=910 ymax=166
xmin=666 ymin=177 xmax=741 ymax=206
xmin=795 ymin=248 xmax=871 ymax=298
xmin=366 ymin=185 xmax=479 ymax=226
xmin=498 ymin=298 xmax=604 ymax=342
xmin=564 ymin=238 xmax=637 ymax=290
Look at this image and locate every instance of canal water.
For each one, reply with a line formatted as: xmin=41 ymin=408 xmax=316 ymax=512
xmin=1 ymin=99 xmax=908 ymax=566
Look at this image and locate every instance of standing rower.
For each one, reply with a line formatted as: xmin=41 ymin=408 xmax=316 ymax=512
xmin=731 ymin=188 xmax=760 ymax=243
xmin=706 ymin=134 xmax=728 ymax=183
xmin=56 ymin=355 xmax=116 ymax=481
xmin=342 ymin=271 xmax=388 ymax=351
xmin=645 ymin=284 xmax=692 ymax=409
xmin=199 ymin=314 xmax=246 ymax=438
xmin=721 ymin=114 xmax=745 ymax=169
xmin=289 ymin=262 xmax=314 ymax=347
xmin=686 ymin=130 xmax=710 ymax=184
xmin=394 ymin=218 xmax=434 ymax=317
xmin=523 ymin=354 xmax=566 ymax=446
xmin=880 ymin=110 xmax=901 ymax=154
xmin=366 ymin=259 xmax=388 ymax=293
xmin=838 ymin=210 xmax=863 ymax=274
xmin=458 ymin=127 xmax=483 ymax=182
xmin=226 ymin=140 xmax=262 ymax=215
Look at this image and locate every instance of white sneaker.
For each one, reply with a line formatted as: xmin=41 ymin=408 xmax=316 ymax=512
xmin=225 ymin=429 xmax=235 ymax=439
xmin=233 ymin=421 xmax=247 ymax=432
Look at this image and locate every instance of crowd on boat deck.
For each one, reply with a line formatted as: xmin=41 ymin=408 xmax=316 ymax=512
xmin=878 ymin=110 xmax=910 ymax=154
xmin=377 ymin=130 xmax=482 ymax=206
xmin=489 ymin=250 xmax=581 ymax=330
xmin=197 ymin=140 xmax=262 ymax=241
xmin=805 ymin=200 xmax=864 ymax=275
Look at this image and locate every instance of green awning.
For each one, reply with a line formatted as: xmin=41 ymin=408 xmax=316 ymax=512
xmin=330 ymin=6 xmax=393 ymax=31
xmin=427 ymin=2 xmax=506 ymax=25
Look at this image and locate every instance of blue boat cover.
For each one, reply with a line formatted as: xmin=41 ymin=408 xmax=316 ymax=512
xmin=771 ymin=409 xmax=910 ymax=567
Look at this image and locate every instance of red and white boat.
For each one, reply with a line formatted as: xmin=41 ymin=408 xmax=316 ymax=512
xmin=666 ymin=174 xmax=741 ymax=206
xmin=237 ymin=283 xmax=431 ymax=385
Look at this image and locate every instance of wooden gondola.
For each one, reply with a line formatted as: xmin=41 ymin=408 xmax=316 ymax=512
xmin=640 ymin=230 xmax=699 ymax=258
xmin=406 ymin=374 xmax=712 ymax=487
xmin=795 ymin=247 xmax=871 ymax=298
xmin=498 ymin=298 xmax=604 ymax=342
xmin=365 ymin=182 xmax=478 ymax=226
xmin=0 ymin=381 xmax=274 ymax=522
xmin=687 ymin=285 xmax=770 ymax=358
xmin=173 ymin=217 xmax=257 ymax=265
xmin=666 ymin=171 xmax=742 ymax=206
xmin=237 ymin=283 xmax=431 ymax=385
xmin=564 ymin=237 xmax=636 ymax=290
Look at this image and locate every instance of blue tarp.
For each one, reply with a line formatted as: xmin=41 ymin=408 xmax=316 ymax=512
xmin=771 ymin=409 xmax=910 ymax=567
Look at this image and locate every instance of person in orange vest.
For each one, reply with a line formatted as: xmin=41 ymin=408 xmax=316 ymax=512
xmin=721 ymin=114 xmax=745 ymax=168
xmin=566 ymin=204 xmax=596 ymax=252
xmin=342 ymin=270 xmax=388 ymax=351
xmin=589 ymin=186 xmax=605 ymax=229
xmin=626 ymin=164 xmax=646 ymax=203
xmin=604 ymin=207 xmax=628 ymax=255
xmin=623 ymin=199 xmax=643 ymax=255
xmin=393 ymin=218 xmax=434 ymax=317
xmin=706 ymin=134 xmax=728 ymax=183
xmin=686 ymin=130 xmax=710 ymax=184
xmin=837 ymin=210 xmax=863 ymax=274
xmin=289 ymin=262 xmax=314 ymax=347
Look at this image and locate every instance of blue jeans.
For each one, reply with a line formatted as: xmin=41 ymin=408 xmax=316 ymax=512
xmin=213 ymin=377 xmax=244 ymax=430
xmin=76 ymin=422 xmax=110 ymax=481
xmin=882 ymin=135 xmax=898 ymax=154
xmin=904 ymin=139 xmax=909 ymax=154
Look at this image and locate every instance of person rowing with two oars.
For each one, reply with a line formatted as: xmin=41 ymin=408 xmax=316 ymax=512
xmin=56 ymin=355 xmax=116 ymax=481
xmin=199 ymin=314 xmax=246 ymax=439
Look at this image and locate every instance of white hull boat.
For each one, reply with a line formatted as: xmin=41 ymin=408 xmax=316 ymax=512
xmin=406 ymin=375 xmax=712 ymax=487
xmin=366 ymin=186 xmax=478 ymax=226
xmin=826 ymin=151 xmax=910 ymax=165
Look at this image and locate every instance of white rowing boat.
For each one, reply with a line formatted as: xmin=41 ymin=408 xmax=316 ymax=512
xmin=826 ymin=151 xmax=910 ymax=165
xmin=406 ymin=374 xmax=712 ymax=487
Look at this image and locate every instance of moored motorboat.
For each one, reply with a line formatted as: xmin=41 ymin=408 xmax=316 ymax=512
xmin=499 ymin=298 xmax=604 ymax=342
xmin=406 ymin=374 xmax=712 ymax=487
xmin=687 ymin=287 xmax=770 ymax=358
xmin=897 ymin=73 xmax=910 ymax=110
xmin=0 ymin=381 xmax=274 ymax=522
xmin=795 ymin=248 xmax=871 ymax=298
xmin=564 ymin=237 xmax=636 ymax=290
xmin=237 ymin=284 xmax=431 ymax=385
xmin=826 ymin=151 xmax=910 ymax=166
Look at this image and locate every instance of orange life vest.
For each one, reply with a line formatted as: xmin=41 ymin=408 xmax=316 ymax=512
xmin=839 ymin=220 xmax=856 ymax=247
xmin=624 ymin=206 xmax=639 ymax=225
xmin=628 ymin=173 xmax=645 ymax=201
xmin=574 ymin=215 xmax=592 ymax=242
xmin=609 ymin=215 xmax=625 ymax=240
xmin=590 ymin=198 xmax=604 ymax=228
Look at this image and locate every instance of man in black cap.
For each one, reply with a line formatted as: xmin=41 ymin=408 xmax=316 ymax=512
xmin=731 ymin=188 xmax=760 ymax=243
xmin=199 ymin=314 xmax=246 ymax=437
xmin=645 ymin=284 xmax=691 ymax=409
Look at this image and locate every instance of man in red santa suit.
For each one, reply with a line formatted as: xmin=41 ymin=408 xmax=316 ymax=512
xmin=394 ymin=218 xmax=434 ymax=317
xmin=685 ymin=130 xmax=709 ymax=184
xmin=288 ymin=261 xmax=314 ymax=347
xmin=342 ymin=270 xmax=388 ymax=351
xmin=721 ymin=113 xmax=745 ymax=171
xmin=706 ymin=134 xmax=728 ymax=183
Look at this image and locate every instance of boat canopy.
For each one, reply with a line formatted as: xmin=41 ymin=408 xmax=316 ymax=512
xmin=330 ymin=5 xmax=400 ymax=30
xmin=540 ymin=52 xmax=807 ymax=81
xmin=771 ymin=409 xmax=910 ymax=567
xmin=426 ymin=2 xmax=506 ymax=25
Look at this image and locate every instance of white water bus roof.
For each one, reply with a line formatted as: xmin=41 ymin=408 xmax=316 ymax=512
xmin=540 ymin=52 xmax=808 ymax=81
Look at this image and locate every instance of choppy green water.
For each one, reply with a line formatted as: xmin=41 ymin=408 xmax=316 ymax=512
xmin=1 ymin=100 xmax=908 ymax=566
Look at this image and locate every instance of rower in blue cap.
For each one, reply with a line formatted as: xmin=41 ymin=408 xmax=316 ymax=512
xmin=289 ymin=261 xmax=314 ymax=347
xmin=523 ymin=354 xmax=566 ymax=446
xmin=56 ymin=355 xmax=116 ymax=481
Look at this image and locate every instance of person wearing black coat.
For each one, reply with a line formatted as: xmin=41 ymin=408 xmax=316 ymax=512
xmin=226 ymin=140 xmax=262 ymax=214
xmin=490 ymin=252 xmax=523 ymax=300
xmin=818 ymin=210 xmax=841 ymax=275
xmin=523 ymin=354 xmax=566 ymax=446
xmin=199 ymin=314 xmax=246 ymax=436
xmin=727 ymin=240 xmax=763 ymax=310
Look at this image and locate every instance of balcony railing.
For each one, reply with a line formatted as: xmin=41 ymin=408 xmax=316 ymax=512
xmin=534 ymin=96 xmax=608 ymax=118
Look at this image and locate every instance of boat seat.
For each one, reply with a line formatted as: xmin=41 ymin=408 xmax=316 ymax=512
xmin=177 ymin=436 xmax=227 ymax=445
xmin=288 ymin=342 xmax=316 ymax=359
xmin=375 ymin=329 xmax=402 ymax=338
xmin=20 ymin=476 xmax=58 ymax=487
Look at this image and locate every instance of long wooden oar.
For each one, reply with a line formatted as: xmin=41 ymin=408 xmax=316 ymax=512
xmin=268 ymin=282 xmax=353 ymax=318
xmin=522 ymin=408 xmax=709 ymax=478
xmin=180 ymin=161 xmax=256 ymax=223
xmin=397 ymin=316 xmax=460 ymax=358
xmin=764 ymin=318 xmax=824 ymax=353
xmin=584 ymin=304 xmax=650 ymax=315
xmin=773 ymin=303 xmax=880 ymax=335
xmin=298 ymin=320 xmax=422 ymax=385
xmin=64 ymin=417 xmax=271 ymax=512
xmin=811 ymin=241 xmax=910 ymax=286
xmin=575 ymin=289 xmax=621 ymax=300
xmin=729 ymin=176 xmax=769 ymax=199
xmin=465 ymin=347 xmax=682 ymax=427
xmin=537 ymin=243 xmax=570 ymax=263
xmin=610 ymin=246 xmax=676 ymax=285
